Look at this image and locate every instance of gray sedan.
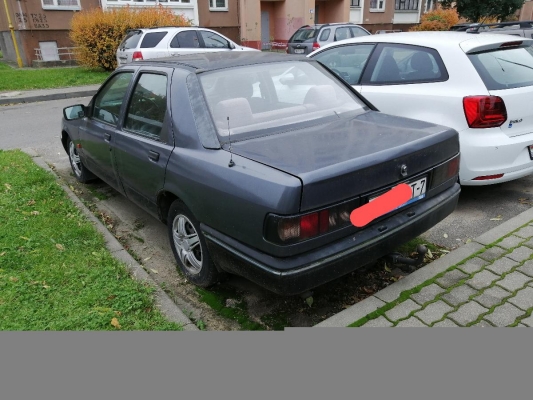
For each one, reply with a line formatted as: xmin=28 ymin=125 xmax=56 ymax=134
xmin=61 ymin=52 xmax=460 ymax=295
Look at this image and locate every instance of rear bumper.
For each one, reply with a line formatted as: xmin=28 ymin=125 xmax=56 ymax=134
xmin=202 ymin=183 xmax=460 ymax=296
xmin=460 ymin=128 xmax=533 ymax=185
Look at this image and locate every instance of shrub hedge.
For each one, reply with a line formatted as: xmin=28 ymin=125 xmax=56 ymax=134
xmin=410 ymin=9 xmax=460 ymax=31
xmin=70 ymin=5 xmax=192 ymax=71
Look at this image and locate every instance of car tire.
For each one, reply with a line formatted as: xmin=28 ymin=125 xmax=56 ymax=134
xmin=168 ymin=199 xmax=220 ymax=287
xmin=67 ymin=137 xmax=95 ymax=183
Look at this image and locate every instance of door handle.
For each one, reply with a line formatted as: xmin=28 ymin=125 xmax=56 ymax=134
xmin=104 ymin=132 xmax=111 ymax=141
xmin=149 ymin=150 xmax=160 ymax=162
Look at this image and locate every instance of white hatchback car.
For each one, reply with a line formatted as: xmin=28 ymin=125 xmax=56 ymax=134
xmin=116 ymin=27 xmax=259 ymax=66
xmin=309 ymin=32 xmax=533 ymax=185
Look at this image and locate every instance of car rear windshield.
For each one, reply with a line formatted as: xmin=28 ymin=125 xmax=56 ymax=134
xmin=289 ymin=28 xmax=319 ymax=43
xmin=199 ymin=61 xmax=367 ymax=141
xmin=468 ymin=45 xmax=533 ymax=90
xmin=120 ymin=31 xmax=143 ymax=50
xmin=140 ymin=32 xmax=167 ymax=48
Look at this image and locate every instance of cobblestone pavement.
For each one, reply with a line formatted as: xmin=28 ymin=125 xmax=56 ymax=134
xmin=316 ymin=212 xmax=533 ymax=327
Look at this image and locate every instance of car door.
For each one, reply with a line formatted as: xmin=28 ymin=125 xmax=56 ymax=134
xmin=168 ymin=30 xmax=202 ymax=56
xmin=113 ymin=68 xmax=174 ymax=216
xmin=358 ymin=43 xmax=451 ymax=126
xmin=311 ymin=43 xmax=376 ymax=89
xmin=197 ymin=30 xmax=233 ymax=53
xmin=79 ymin=71 xmax=134 ymax=191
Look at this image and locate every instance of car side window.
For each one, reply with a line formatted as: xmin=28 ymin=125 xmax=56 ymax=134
xmin=350 ymin=26 xmax=368 ymax=38
xmin=93 ymin=72 xmax=133 ymax=125
xmin=199 ymin=31 xmax=229 ymax=48
xmin=170 ymin=31 xmax=200 ymax=48
xmin=319 ymin=29 xmax=331 ymax=41
xmin=313 ymin=44 xmax=375 ymax=85
xmin=334 ymin=27 xmax=352 ymax=41
xmin=140 ymin=32 xmax=167 ymax=48
xmin=124 ymin=73 xmax=168 ymax=141
xmin=367 ymin=44 xmax=448 ymax=85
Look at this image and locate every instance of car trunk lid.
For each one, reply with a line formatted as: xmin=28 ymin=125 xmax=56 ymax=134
xmin=464 ymin=37 xmax=533 ymax=138
xmin=229 ymin=112 xmax=459 ymax=212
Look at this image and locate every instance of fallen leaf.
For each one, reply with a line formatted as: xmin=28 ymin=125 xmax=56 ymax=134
xmin=30 ymin=211 xmax=40 ymax=216
xmin=465 ymin=238 xmax=472 ymax=243
xmin=384 ymin=265 xmax=392 ymax=272
xmin=4 ymin=183 xmax=12 ymax=190
xmin=150 ymin=269 xmax=158 ymax=274
xmin=27 ymin=200 xmax=36 ymax=206
xmin=144 ymin=257 xmax=152 ymax=262
xmin=111 ymin=317 xmax=121 ymax=329
xmin=43 ymin=284 xmax=50 ymax=289
xmin=490 ymin=217 xmax=502 ymax=221
xmin=55 ymin=244 xmax=65 ymax=251
xmin=20 ymin=236 xmax=29 ymax=241
xmin=107 ymin=295 xmax=116 ymax=300
xmin=443 ymin=233 xmax=448 ymax=238
xmin=0 ymin=252 xmax=5 ymax=257
xmin=426 ymin=248 xmax=433 ymax=259
xmin=305 ymin=296 xmax=314 ymax=308
xmin=362 ymin=286 xmax=373 ymax=294
xmin=9 ymin=277 xmax=18 ymax=282
xmin=114 ymin=311 xmax=122 ymax=316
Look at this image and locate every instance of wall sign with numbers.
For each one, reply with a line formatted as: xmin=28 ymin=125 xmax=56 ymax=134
xmin=14 ymin=12 xmax=50 ymax=29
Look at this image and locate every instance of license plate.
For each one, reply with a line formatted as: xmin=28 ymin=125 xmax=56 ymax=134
xmin=294 ymin=49 xmax=305 ymax=54
xmin=370 ymin=176 xmax=427 ymax=208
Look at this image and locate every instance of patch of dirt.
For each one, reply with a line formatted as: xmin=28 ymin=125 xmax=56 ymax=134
xmin=59 ymin=170 xmax=446 ymax=330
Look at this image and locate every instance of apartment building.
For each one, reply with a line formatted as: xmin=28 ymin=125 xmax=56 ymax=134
xmin=0 ymin=0 xmax=100 ymax=66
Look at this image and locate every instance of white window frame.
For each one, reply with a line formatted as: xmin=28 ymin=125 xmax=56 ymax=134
xmin=41 ymin=0 xmax=81 ymax=11
xmin=395 ymin=0 xmax=419 ymax=11
xmin=209 ymin=0 xmax=228 ymax=12
xmin=370 ymin=0 xmax=386 ymax=12
xmin=350 ymin=0 xmax=361 ymax=7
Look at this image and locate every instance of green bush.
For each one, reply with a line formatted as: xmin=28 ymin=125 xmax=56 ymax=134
xmin=70 ymin=5 xmax=192 ymax=71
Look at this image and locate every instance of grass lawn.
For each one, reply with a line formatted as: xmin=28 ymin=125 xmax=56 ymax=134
xmin=0 ymin=62 xmax=109 ymax=91
xmin=0 ymin=150 xmax=181 ymax=330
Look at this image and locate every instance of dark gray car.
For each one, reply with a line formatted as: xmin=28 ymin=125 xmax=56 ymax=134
xmin=61 ymin=52 xmax=460 ymax=295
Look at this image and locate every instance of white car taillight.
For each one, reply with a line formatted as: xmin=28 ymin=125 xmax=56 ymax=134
xmin=132 ymin=51 xmax=143 ymax=61
xmin=463 ymin=96 xmax=507 ymax=128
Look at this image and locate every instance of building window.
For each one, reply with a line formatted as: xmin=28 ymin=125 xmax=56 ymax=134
xmin=395 ymin=0 xmax=419 ymax=10
xmin=350 ymin=0 xmax=361 ymax=7
xmin=108 ymin=0 xmax=191 ymax=2
xmin=41 ymin=0 xmax=81 ymax=10
xmin=370 ymin=0 xmax=386 ymax=11
xmin=209 ymin=0 xmax=227 ymax=11
xmin=424 ymin=0 xmax=435 ymax=12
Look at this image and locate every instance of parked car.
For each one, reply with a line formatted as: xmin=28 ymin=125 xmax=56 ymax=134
xmin=116 ymin=27 xmax=258 ymax=66
xmin=309 ymin=31 xmax=533 ymax=185
xmin=449 ymin=23 xmax=480 ymax=32
xmin=61 ymin=52 xmax=460 ymax=295
xmin=286 ymin=23 xmax=370 ymax=55
xmin=462 ymin=21 xmax=533 ymax=38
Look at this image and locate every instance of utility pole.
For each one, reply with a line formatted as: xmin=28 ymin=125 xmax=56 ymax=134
xmin=3 ymin=0 xmax=24 ymax=67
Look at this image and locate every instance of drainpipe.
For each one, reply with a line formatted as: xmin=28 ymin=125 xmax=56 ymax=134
xmin=3 ymin=0 xmax=24 ymax=67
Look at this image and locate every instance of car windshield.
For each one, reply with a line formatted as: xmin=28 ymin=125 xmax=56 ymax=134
xmin=468 ymin=45 xmax=533 ymax=90
xmin=199 ymin=61 xmax=367 ymax=141
xmin=290 ymin=28 xmax=319 ymax=43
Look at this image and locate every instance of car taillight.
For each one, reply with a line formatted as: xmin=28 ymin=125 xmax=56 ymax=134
xmin=265 ymin=199 xmax=359 ymax=244
xmin=500 ymin=41 xmax=523 ymax=48
xmin=132 ymin=51 xmax=143 ymax=61
xmin=463 ymin=96 xmax=507 ymax=128
xmin=431 ymin=154 xmax=460 ymax=188
xmin=312 ymin=42 xmax=320 ymax=50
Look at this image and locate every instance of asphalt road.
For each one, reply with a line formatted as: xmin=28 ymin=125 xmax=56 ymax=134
xmin=2 ymin=97 xmax=533 ymax=251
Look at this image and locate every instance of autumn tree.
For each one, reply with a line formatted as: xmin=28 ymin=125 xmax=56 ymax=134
xmin=439 ymin=0 xmax=525 ymax=22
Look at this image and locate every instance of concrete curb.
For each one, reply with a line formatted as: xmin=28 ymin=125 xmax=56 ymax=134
xmin=0 ymin=88 xmax=98 ymax=105
xmin=314 ymin=206 xmax=533 ymax=327
xmin=25 ymin=150 xmax=198 ymax=331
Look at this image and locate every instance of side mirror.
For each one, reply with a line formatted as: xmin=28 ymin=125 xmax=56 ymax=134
xmin=63 ymin=105 xmax=86 ymax=121
xmin=229 ymin=42 xmax=236 ymax=50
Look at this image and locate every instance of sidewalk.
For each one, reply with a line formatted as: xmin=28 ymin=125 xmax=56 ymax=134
xmin=316 ymin=207 xmax=533 ymax=327
xmin=8 ymin=85 xmax=533 ymax=329
xmin=0 ymin=85 xmax=99 ymax=105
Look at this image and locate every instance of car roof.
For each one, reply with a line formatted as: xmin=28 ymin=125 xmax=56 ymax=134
xmin=128 ymin=52 xmax=310 ymax=73
xmin=315 ymin=31 xmax=533 ymax=52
